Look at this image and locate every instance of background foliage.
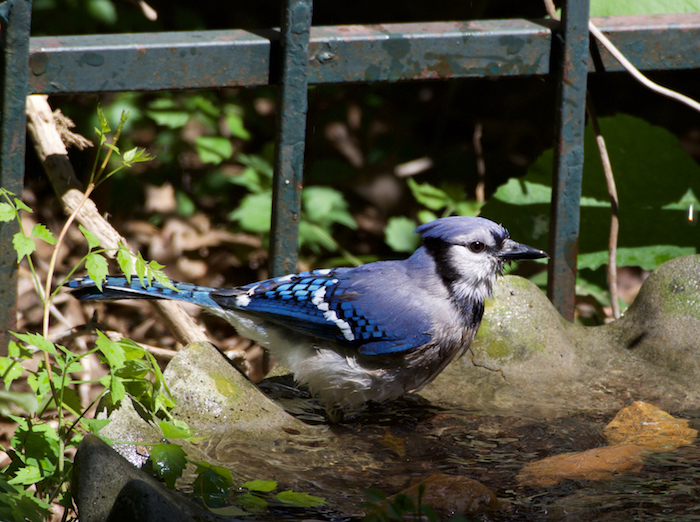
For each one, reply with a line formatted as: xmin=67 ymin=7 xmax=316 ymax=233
xmin=3 ymin=0 xmax=700 ymax=520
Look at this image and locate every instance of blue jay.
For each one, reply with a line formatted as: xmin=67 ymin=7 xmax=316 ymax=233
xmin=68 ymin=216 xmax=546 ymax=419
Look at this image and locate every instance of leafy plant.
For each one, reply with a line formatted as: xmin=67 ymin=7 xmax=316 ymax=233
xmin=482 ymin=113 xmax=700 ymax=308
xmin=227 ymin=151 xmax=360 ymax=263
xmin=0 ymin=110 xmax=167 ymax=520
xmin=385 ymin=178 xmax=483 ymax=253
xmin=1 ymin=108 xmax=330 ymax=520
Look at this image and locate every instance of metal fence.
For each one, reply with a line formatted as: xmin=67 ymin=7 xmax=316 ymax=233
xmin=2 ymin=0 xmax=700 ymax=347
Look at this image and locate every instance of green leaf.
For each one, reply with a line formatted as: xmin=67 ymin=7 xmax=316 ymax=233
xmin=302 ymin=186 xmax=357 ymax=229
xmin=109 ymin=374 xmax=126 ymax=403
xmin=159 ymin=419 xmax=191 ymax=439
xmin=97 ymin=105 xmax=111 ymax=135
xmin=12 ymin=332 xmax=57 ymax=355
xmin=590 ymin=0 xmax=700 ymax=16
xmin=135 ymin=252 xmax=149 ymax=285
xmin=228 ymin=192 xmax=272 ymax=232
xmin=0 ymin=357 xmax=23 ymax=390
xmin=224 ymin=104 xmax=251 ymax=140
xmin=237 ymin=492 xmax=269 ymax=512
xmin=407 ymin=178 xmax=451 ymax=211
xmin=146 ymin=110 xmax=189 ymax=129
xmin=385 ymin=217 xmax=420 ymax=253
xmin=13 ymin=198 xmax=32 ymax=213
xmin=27 ymin=370 xmax=52 ymax=398
xmin=145 ymin=99 xmax=190 ymax=129
xmin=228 ymin=166 xmax=264 ymax=192
xmin=8 ymin=340 xmax=32 ymax=359
xmin=103 ymin=143 xmax=120 ymax=155
xmin=483 ymin=114 xmax=700 ymax=272
xmin=79 ymin=224 xmax=100 ymax=250
xmin=417 ymin=209 xmax=438 ymax=224
xmin=10 ymin=417 xmax=60 ymax=474
xmin=81 ymin=418 xmax=111 ymax=434
xmin=96 ymin=331 xmax=126 ymax=370
xmin=7 ymin=465 xmax=44 ymax=486
xmin=0 ymin=202 xmax=16 ymax=222
xmin=12 ymin=232 xmax=35 ymax=263
xmin=150 ymin=443 xmax=187 ymax=489
xmin=298 ymin=221 xmax=338 ymax=253
xmin=122 ymin=147 xmax=154 ymax=165
xmin=85 ymin=253 xmax=109 ymax=290
xmin=86 ymin=0 xmax=117 ymax=24
xmin=192 ymin=467 xmax=233 ymax=508
xmin=275 ymin=490 xmax=326 ymax=508
xmin=195 ymin=136 xmax=233 ymax=165
xmin=242 ymin=479 xmax=277 ymax=493
xmin=117 ymin=244 xmax=134 ymax=279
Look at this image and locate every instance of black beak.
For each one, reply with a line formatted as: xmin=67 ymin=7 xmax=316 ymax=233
xmin=499 ymin=238 xmax=549 ymax=261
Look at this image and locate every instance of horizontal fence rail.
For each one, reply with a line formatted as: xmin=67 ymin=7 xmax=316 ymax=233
xmin=27 ymin=13 xmax=700 ymax=95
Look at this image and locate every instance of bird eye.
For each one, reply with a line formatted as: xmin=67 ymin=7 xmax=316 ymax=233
xmin=469 ymin=241 xmax=486 ymax=253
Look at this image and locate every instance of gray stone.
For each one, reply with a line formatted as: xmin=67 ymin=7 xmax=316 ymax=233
xmin=73 ymin=434 xmax=218 ymax=522
xmin=421 ymin=255 xmax=700 ymax=416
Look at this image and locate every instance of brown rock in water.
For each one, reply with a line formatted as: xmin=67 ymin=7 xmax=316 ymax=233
xmin=384 ymin=473 xmax=508 ymax=517
xmin=603 ymin=401 xmax=698 ymax=450
xmin=516 ymin=444 xmax=649 ymax=487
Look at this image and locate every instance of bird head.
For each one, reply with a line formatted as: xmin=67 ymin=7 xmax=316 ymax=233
xmin=415 ymin=216 xmax=548 ymax=301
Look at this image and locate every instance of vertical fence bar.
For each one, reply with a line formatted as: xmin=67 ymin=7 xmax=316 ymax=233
xmin=0 ymin=0 xmax=32 ymax=354
xmin=269 ymin=0 xmax=313 ymax=277
xmin=547 ymin=0 xmax=590 ymax=321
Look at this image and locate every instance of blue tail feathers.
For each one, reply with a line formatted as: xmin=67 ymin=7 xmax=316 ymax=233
xmin=67 ymin=276 xmax=220 ymax=309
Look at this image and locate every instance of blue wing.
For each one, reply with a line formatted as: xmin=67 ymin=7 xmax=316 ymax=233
xmin=211 ymin=266 xmax=432 ymax=356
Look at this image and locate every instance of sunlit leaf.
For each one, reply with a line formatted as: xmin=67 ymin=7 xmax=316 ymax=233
xmin=407 ymin=178 xmax=451 ymax=211
xmin=159 ymin=419 xmax=191 ymax=439
xmin=117 ymin=244 xmax=134 ymax=280
xmin=13 ymin=198 xmax=32 ymax=213
xmin=195 ymin=136 xmax=233 ymax=165
xmin=109 ymin=374 xmax=126 ymax=403
xmin=97 ymin=105 xmax=110 ymax=135
xmin=81 ymin=418 xmax=111 ymax=434
xmin=228 ymin=192 xmax=271 ymax=232
xmin=242 ymin=479 xmax=277 ymax=493
xmin=224 ymin=104 xmax=251 ymax=140
xmin=7 ymin=465 xmax=44 ymax=486
xmin=12 ymin=332 xmax=56 ymax=355
xmin=237 ymin=492 xmax=268 ymax=513
xmin=85 ymin=252 xmax=108 ymax=291
xmin=385 ymin=217 xmax=420 ymax=253
xmin=0 ymin=202 xmax=15 ymax=222
xmin=12 ymin=232 xmax=35 ymax=262
xmin=79 ymin=224 xmax=100 ymax=250
xmin=150 ymin=443 xmax=187 ymax=489
xmin=0 ymin=357 xmax=23 ymax=390
xmin=96 ymin=331 xmax=126 ymax=370
xmin=146 ymin=109 xmax=189 ymax=129
xmin=275 ymin=490 xmax=326 ymax=508
xmin=27 ymin=370 xmax=51 ymax=398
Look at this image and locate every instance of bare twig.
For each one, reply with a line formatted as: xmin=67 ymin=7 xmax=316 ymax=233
xmin=585 ymin=97 xmax=620 ymax=319
xmin=588 ymin=21 xmax=700 ymax=114
xmin=473 ymin=122 xmax=486 ymax=203
xmin=25 ymin=94 xmax=208 ymax=346
xmin=543 ymin=0 xmax=700 ymax=114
